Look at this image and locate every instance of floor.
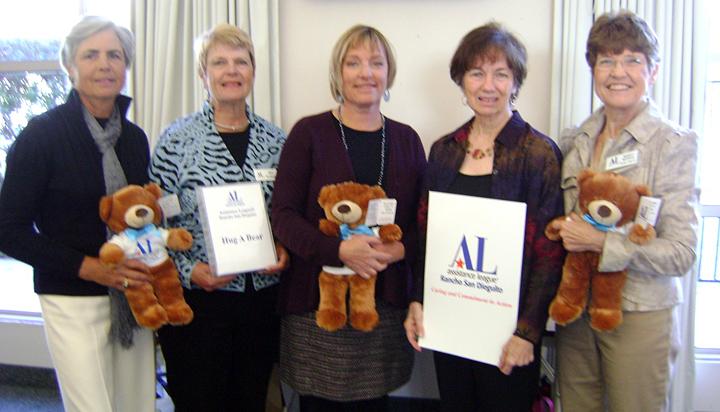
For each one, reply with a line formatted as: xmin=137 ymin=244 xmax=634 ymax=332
xmin=0 ymin=364 xmax=62 ymax=412
xmin=0 ymin=363 xmax=440 ymax=412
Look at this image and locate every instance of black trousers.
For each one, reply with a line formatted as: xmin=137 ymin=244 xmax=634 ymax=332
xmin=158 ymin=285 xmax=279 ymax=412
xmin=299 ymin=394 xmax=388 ymax=412
xmin=433 ymin=344 xmax=541 ymax=412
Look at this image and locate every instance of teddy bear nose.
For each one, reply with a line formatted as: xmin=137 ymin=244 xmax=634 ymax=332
xmin=598 ymin=205 xmax=612 ymax=218
xmin=135 ymin=209 xmax=148 ymax=218
xmin=337 ymin=204 xmax=351 ymax=214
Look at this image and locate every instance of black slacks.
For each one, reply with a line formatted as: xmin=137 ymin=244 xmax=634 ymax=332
xmin=158 ymin=284 xmax=280 ymax=412
xmin=299 ymin=394 xmax=389 ymax=412
xmin=433 ymin=344 xmax=542 ymax=412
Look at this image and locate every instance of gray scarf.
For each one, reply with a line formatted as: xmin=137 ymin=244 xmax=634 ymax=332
xmin=82 ymin=105 xmax=139 ymax=348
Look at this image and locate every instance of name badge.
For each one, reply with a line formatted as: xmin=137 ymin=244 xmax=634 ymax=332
xmin=365 ymin=198 xmax=397 ymax=226
xmin=158 ymin=194 xmax=181 ymax=218
xmin=254 ymin=168 xmax=277 ymax=182
xmin=605 ymin=150 xmax=639 ymax=171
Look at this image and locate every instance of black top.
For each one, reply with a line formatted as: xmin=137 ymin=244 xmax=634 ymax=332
xmin=219 ymin=129 xmax=250 ymax=169
xmin=0 ymin=90 xmax=150 ymax=296
xmin=447 ymin=173 xmax=492 ymax=198
xmin=333 ymin=122 xmax=386 ymax=187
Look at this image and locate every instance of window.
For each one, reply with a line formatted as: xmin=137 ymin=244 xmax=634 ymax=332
xmin=694 ymin=0 xmax=720 ymax=350
xmin=0 ymin=0 xmax=129 ymax=315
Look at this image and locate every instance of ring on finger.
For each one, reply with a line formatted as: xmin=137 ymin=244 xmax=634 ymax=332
xmin=122 ymin=278 xmax=129 ymax=289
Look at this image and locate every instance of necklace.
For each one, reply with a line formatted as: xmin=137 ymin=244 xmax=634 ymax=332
xmin=463 ymin=140 xmax=494 ymax=160
xmin=462 ymin=126 xmax=494 ymax=160
xmin=214 ymin=120 xmax=247 ymax=132
xmin=337 ymin=106 xmax=386 ymax=186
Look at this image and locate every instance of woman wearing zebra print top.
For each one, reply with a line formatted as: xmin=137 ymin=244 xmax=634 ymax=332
xmin=149 ymin=24 xmax=288 ymax=412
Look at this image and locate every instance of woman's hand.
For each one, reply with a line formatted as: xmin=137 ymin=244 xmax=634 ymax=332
xmin=372 ymin=240 xmax=405 ymax=264
xmin=339 ymin=235 xmax=392 ymax=279
xmin=498 ymin=335 xmax=534 ymax=375
xmin=190 ymin=262 xmax=237 ymax=292
xmin=79 ymin=256 xmax=151 ymax=291
xmin=556 ymin=212 xmax=606 ymax=252
xmin=404 ymin=301 xmax=425 ymax=352
xmin=259 ymin=241 xmax=290 ymax=275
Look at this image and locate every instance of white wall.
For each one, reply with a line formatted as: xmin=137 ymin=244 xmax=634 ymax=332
xmin=278 ymin=0 xmax=555 ymax=152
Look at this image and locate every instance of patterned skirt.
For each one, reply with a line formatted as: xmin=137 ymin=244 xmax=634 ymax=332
xmin=279 ymin=301 xmax=413 ymax=401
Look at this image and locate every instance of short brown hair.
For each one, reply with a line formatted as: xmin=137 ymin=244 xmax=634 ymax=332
xmin=196 ymin=24 xmax=255 ymax=76
xmin=586 ymin=11 xmax=660 ymax=70
xmin=449 ymin=23 xmax=527 ymax=94
xmin=329 ymin=25 xmax=397 ymax=103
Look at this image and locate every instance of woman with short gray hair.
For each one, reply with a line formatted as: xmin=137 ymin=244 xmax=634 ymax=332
xmin=0 ymin=15 xmax=155 ymax=412
xmin=551 ymin=11 xmax=700 ymax=411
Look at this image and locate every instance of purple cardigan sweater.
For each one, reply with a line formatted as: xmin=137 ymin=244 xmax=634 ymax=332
xmin=272 ymin=111 xmax=427 ymax=315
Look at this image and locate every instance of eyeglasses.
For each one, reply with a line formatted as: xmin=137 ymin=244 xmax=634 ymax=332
xmin=596 ymin=55 xmax=646 ymax=72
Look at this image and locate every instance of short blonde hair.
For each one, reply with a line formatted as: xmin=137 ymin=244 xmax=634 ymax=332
xmin=329 ymin=25 xmax=397 ymax=103
xmin=196 ymin=24 xmax=255 ymax=76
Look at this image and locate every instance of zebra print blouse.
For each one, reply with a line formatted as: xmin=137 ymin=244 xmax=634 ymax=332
xmin=149 ymin=101 xmax=286 ymax=292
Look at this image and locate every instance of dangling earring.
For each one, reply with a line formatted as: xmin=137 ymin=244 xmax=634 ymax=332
xmin=383 ymin=89 xmax=390 ymax=102
xmin=462 ymin=95 xmax=468 ymax=106
xmin=510 ymin=93 xmax=517 ymax=107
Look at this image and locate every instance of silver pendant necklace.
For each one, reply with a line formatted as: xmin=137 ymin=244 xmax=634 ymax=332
xmin=337 ymin=105 xmax=386 ymax=186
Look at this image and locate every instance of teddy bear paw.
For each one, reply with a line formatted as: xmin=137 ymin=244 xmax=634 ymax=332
xmin=549 ymin=299 xmax=583 ymax=326
xmin=350 ymin=310 xmax=379 ymax=332
xmin=589 ymin=307 xmax=622 ymax=331
xmin=316 ymin=309 xmax=347 ymax=332
xmin=165 ymin=303 xmax=194 ymax=325
xmin=137 ymin=305 xmax=169 ymax=330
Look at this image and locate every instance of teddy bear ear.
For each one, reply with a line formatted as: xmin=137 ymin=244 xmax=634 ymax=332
xmin=144 ymin=183 xmax=163 ymax=199
xmin=318 ymin=184 xmax=334 ymax=205
xmin=636 ymin=184 xmax=652 ymax=197
xmin=577 ymin=169 xmax=596 ymax=184
xmin=99 ymin=195 xmax=113 ymax=223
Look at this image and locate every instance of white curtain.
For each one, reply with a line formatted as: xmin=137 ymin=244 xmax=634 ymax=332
xmin=550 ymin=1 xmax=706 ymax=411
xmin=549 ymin=0 xmax=594 ymax=140
xmin=128 ymin=0 xmax=281 ymax=147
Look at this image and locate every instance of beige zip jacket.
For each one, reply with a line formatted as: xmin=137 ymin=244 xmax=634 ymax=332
xmin=559 ymin=99 xmax=700 ymax=310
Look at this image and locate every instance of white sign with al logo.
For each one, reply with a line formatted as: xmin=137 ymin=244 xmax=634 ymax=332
xmin=196 ymin=182 xmax=277 ymax=276
xmin=420 ymin=191 xmax=526 ymax=366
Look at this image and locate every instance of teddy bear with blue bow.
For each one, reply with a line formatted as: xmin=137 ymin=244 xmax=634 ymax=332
xmin=99 ymin=183 xmax=194 ymax=330
xmin=316 ymin=181 xmax=402 ymax=332
xmin=545 ymin=169 xmax=656 ymax=331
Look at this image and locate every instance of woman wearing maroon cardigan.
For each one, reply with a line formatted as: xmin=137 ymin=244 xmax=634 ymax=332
xmin=271 ymin=25 xmax=426 ymax=411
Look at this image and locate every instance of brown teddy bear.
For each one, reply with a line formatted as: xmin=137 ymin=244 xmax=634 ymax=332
xmin=99 ymin=183 xmax=194 ymax=330
xmin=545 ymin=169 xmax=656 ymax=331
xmin=316 ymin=182 xmax=402 ymax=332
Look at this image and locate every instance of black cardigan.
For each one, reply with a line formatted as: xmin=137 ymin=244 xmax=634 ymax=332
xmin=0 ymin=90 xmax=150 ymax=295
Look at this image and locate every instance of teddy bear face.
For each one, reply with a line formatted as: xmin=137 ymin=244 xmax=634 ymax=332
xmin=100 ymin=184 xmax=164 ymax=233
xmin=330 ymin=200 xmax=364 ymax=225
xmin=123 ymin=204 xmax=156 ymax=229
xmin=318 ymin=182 xmax=387 ymax=228
xmin=577 ymin=170 xmax=650 ymax=228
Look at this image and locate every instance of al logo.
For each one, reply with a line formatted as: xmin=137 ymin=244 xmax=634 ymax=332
xmin=449 ymin=235 xmax=497 ymax=274
xmin=225 ymin=190 xmax=245 ymax=207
